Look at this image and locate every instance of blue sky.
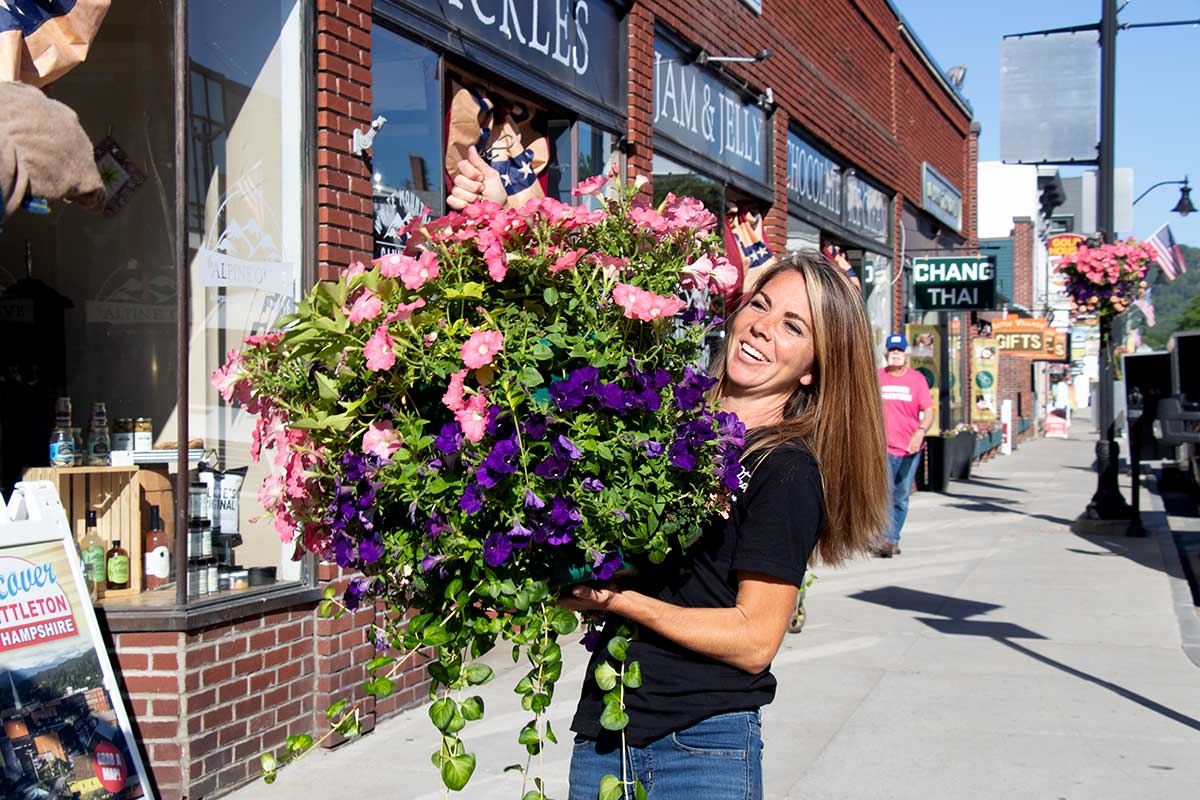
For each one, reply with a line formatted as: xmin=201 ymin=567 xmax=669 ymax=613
xmin=895 ymin=0 xmax=1199 ymax=247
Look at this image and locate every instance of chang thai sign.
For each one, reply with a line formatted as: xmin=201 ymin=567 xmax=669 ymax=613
xmin=913 ymin=256 xmax=996 ymax=311
xmin=653 ymin=35 xmax=769 ymax=185
xmin=407 ymin=0 xmax=625 ymax=112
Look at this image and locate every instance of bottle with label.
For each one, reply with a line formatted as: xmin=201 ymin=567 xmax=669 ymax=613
xmin=80 ymin=510 xmax=107 ymax=598
xmin=49 ymin=397 xmax=75 ymax=467
xmin=72 ymin=427 xmax=85 ymax=466
xmin=106 ymin=539 xmax=130 ymax=591
xmin=144 ymin=506 xmax=171 ymax=589
xmin=86 ymin=402 xmax=112 ymax=466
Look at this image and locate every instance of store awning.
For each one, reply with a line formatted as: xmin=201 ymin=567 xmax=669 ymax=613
xmin=0 ymin=0 xmax=110 ymax=87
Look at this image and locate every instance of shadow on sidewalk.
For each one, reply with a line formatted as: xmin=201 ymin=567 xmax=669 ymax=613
xmin=851 ymin=587 xmax=1200 ymax=735
xmin=955 ymin=477 xmax=1027 ymax=494
xmin=941 ymin=490 xmax=1075 ymax=528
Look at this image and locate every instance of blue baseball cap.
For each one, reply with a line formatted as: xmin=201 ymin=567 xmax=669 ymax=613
xmin=885 ymin=333 xmax=908 ymax=351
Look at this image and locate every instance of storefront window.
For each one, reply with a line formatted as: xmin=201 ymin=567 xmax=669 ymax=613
xmin=189 ymin=0 xmax=307 ymax=594
xmin=0 ymin=3 xmax=177 ymax=534
xmin=652 ymin=154 xmax=724 ymax=218
xmin=863 ymin=253 xmax=893 ymax=363
xmin=372 ymin=28 xmax=441 ymax=256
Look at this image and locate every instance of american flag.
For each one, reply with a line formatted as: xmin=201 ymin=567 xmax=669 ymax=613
xmin=1146 ymin=223 xmax=1188 ymax=280
xmin=1134 ymin=287 xmax=1156 ymax=327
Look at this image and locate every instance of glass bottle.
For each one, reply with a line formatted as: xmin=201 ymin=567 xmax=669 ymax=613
xmin=49 ymin=397 xmax=75 ymax=467
xmin=86 ymin=402 xmax=112 ymax=466
xmin=106 ymin=539 xmax=130 ymax=591
xmin=144 ymin=505 xmax=171 ymax=590
xmin=80 ymin=510 xmax=107 ymax=598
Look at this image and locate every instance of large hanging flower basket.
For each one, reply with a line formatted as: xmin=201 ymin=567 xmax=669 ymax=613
xmin=214 ymin=174 xmax=744 ymax=794
xmin=1053 ymin=239 xmax=1155 ymax=320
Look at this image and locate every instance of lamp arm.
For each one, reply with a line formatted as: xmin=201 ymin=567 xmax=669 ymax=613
xmin=1133 ymin=179 xmax=1187 ymax=206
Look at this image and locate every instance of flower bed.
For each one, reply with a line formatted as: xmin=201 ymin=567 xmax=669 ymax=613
xmin=214 ymin=175 xmax=744 ymax=795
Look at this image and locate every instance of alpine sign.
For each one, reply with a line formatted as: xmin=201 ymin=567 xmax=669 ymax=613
xmin=912 ymin=256 xmax=996 ymax=311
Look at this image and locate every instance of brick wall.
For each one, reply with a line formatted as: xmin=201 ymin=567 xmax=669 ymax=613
xmin=626 ymin=4 xmax=655 ymax=183
xmin=1012 ymin=217 xmax=1034 ymax=309
xmin=997 ymin=351 xmax=1035 ymax=446
xmin=316 ymin=0 xmax=374 ymax=281
xmin=112 ymin=632 xmax=186 ymax=799
xmin=964 ymin=121 xmax=981 ymax=248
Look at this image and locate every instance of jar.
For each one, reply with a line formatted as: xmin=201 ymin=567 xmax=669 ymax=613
xmin=188 ymin=482 xmax=209 ymax=523
xmin=187 ymin=560 xmax=203 ymax=598
xmin=218 ymin=566 xmax=233 ymax=592
xmin=207 ymin=559 xmax=219 ymax=595
xmin=230 ymin=569 xmax=250 ymax=590
xmin=187 ymin=523 xmax=212 ymax=559
xmin=134 ymin=417 xmax=153 ymax=451
xmin=112 ymin=419 xmax=134 ymax=452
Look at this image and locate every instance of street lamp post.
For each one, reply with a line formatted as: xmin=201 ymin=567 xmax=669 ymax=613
xmin=1133 ymin=177 xmax=1196 ymax=216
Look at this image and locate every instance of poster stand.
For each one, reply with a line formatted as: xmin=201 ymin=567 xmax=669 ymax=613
xmin=0 ymin=480 xmax=155 ymax=799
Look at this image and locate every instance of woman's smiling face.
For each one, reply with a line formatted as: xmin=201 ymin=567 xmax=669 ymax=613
xmin=725 ymin=270 xmax=816 ymax=403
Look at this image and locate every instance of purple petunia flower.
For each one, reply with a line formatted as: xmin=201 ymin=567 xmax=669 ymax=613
xmin=460 ymin=483 xmax=485 ymax=514
xmin=640 ymin=439 xmax=664 ymax=457
xmin=333 ymin=533 xmax=356 ymax=568
xmin=716 ymin=411 xmax=747 ymax=449
xmin=475 ymin=466 xmax=498 ymax=490
xmin=673 ymin=366 xmax=719 ymax=411
xmin=591 ymin=550 xmax=623 ymax=581
xmin=435 ymin=421 xmax=463 ymax=455
xmin=720 ymin=454 xmax=744 ymax=492
xmin=611 ymin=508 xmax=630 ymax=521
xmin=508 ymin=517 xmax=533 ymax=548
xmin=424 ymin=513 xmax=448 ymax=540
xmin=668 ymin=440 xmax=697 ymax=471
xmin=553 ymin=434 xmax=584 ymax=461
xmin=524 ymin=488 xmax=546 ymax=509
xmin=343 ymin=577 xmax=369 ymax=610
xmin=523 ymin=414 xmax=549 ymax=440
xmin=582 ymin=477 xmax=605 ymax=493
xmin=358 ymin=534 xmax=385 ymax=564
xmin=420 ymin=552 xmax=446 ymax=573
xmin=581 ymin=626 xmax=604 ymax=652
xmin=596 ymin=383 xmax=633 ymax=414
xmin=486 ymin=406 xmax=513 ymax=438
xmin=677 ymin=416 xmax=718 ymax=447
xmin=534 ymin=454 xmax=571 ymax=480
xmin=484 ymin=436 xmax=521 ymax=475
xmin=550 ymin=365 xmax=600 ymax=410
xmin=549 ymin=495 xmax=583 ymax=529
xmin=483 ymin=531 xmax=513 ymax=567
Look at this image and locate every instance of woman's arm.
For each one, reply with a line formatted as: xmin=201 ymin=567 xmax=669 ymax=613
xmin=559 ymin=571 xmax=797 ymax=674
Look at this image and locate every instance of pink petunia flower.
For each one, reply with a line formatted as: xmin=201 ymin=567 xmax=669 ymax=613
xmin=385 ymin=297 xmax=426 ymax=323
xmin=364 ymin=324 xmax=397 ymax=371
xmin=377 ymin=252 xmax=408 ymax=278
xmin=630 ymin=204 xmax=669 ymax=234
xmin=461 ymin=329 xmax=504 ymax=369
xmin=347 ymin=288 xmax=384 ymax=324
xmin=572 ymin=173 xmax=609 ymax=197
xmin=456 ymin=395 xmax=489 ymax=443
xmin=550 ymin=248 xmax=587 ymax=274
xmin=346 ymin=261 xmax=368 ymax=281
xmin=484 ymin=238 xmax=508 ymax=282
xmin=442 ymin=368 xmax=469 ymax=412
xmin=400 ymin=250 xmax=440 ymax=290
xmin=661 ymin=192 xmax=718 ymax=234
xmin=210 ymin=349 xmax=243 ymax=403
xmin=710 ymin=256 xmax=741 ymax=292
xmin=611 ymin=283 xmax=686 ymax=321
xmin=362 ymin=421 xmax=403 ymax=460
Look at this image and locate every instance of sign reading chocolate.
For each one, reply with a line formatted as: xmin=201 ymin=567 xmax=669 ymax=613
xmin=786 ymin=132 xmax=841 ymax=222
xmin=653 ymin=35 xmax=770 ymax=185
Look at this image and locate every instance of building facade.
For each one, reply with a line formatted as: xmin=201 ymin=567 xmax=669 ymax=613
xmin=0 ymin=2 xmax=975 ymax=797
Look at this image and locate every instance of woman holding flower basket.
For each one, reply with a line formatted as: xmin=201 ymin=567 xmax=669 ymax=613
xmin=563 ymin=253 xmax=890 ymax=799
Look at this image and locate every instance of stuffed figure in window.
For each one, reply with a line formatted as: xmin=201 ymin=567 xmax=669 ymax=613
xmin=445 ymin=79 xmax=549 ymax=211
xmin=723 ymin=203 xmax=775 ymax=304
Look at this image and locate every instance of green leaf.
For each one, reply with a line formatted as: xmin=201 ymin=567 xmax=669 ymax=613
xmin=365 ymin=656 xmax=395 ymax=674
xmin=599 ymin=701 xmax=629 ymax=731
xmin=543 ymin=287 xmax=560 ymax=306
xmin=444 ymin=281 xmax=486 ymax=299
xmin=634 ymin=778 xmax=648 ymax=800
xmin=514 ymin=675 xmax=534 ymax=695
xmin=325 ymin=700 xmax=349 ymax=724
xmin=315 ymin=371 xmax=339 ymax=401
xmin=532 ymin=343 xmax=554 ymax=360
xmin=523 ymin=792 xmax=545 ymax=800
xmin=317 ymin=600 xmax=333 ymax=617
xmin=544 ymin=720 xmax=558 ymax=744
xmin=518 ymin=722 xmax=541 ymax=746
xmin=530 ymin=692 xmax=550 ymax=713
xmin=599 ymin=774 xmax=623 ymax=800
xmin=548 ymin=608 xmax=579 ymax=635
xmin=541 ymin=660 xmax=562 ymax=683
xmin=441 ymin=753 xmax=477 ymax=791
xmin=260 ymin=752 xmax=277 ymax=774
xmin=594 ymin=661 xmax=618 ymax=691
xmin=623 ymin=660 xmax=643 ymax=689
xmin=429 ymin=697 xmax=456 ymax=731
xmin=286 ymin=734 xmax=313 ymax=753
xmin=513 ymin=589 xmax=531 ymax=611
xmin=460 ymin=695 xmax=485 ymax=721
xmin=322 ymin=585 xmax=337 ymax=601
xmin=365 ymin=676 xmax=394 ymax=698
xmin=607 ymin=636 xmax=630 ymax=662
xmin=422 ymin=625 xmax=454 ymax=647
xmin=464 ymin=663 xmax=495 ymax=686
xmin=520 ymin=366 xmax=544 ymax=387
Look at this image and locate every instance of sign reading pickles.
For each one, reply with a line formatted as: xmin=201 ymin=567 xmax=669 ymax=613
xmin=912 ymin=256 xmax=996 ymax=311
xmin=971 ymin=338 xmax=1000 ymax=422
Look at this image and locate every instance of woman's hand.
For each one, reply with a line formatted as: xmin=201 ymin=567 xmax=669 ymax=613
xmin=558 ymin=583 xmax=623 ymax=613
xmin=446 ymin=145 xmax=506 ymax=210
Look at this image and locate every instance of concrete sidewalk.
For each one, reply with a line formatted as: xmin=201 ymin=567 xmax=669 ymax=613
xmin=227 ymin=428 xmax=1200 ymax=800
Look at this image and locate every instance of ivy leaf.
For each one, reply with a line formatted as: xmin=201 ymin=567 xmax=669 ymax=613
xmin=548 ymin=608 xmax=579 ymax=635
xmin=607 ymin=636 xmax=630 ymax=662
xmin=623 ymin=660 xmax=643 ymax=689
xmin=422 ymin=625 xmax=454 ymax=647
xmin=441 ymin=753 xmax=476 ymax=791
xmin=260 ymin=752 xmax=277 ymax=775
xmin=286 ymin=734 xmax=313 ymax=753
xmin=544 ymin=720 xmax=558 ymax=744
xmin=429 ymin=697 xmax=456 ymax=731
xmin=464 ymin=663 xmax=495 ymax=686
xmin=514 ymin=675 xmax=535 ymax=694
xmin=594 ymin=661 xmax=618 ymax=691
xmin=599 ymin=701 xmax=629 ymax=731
xmin=517 ymin=722 xmax=541 ymax=746
xmin=460 ymin=695 xmax=485 ymax=721
xmin=365 ymin=676 xmax=394 ymax=698
xmin=599 ymin=774 xmax=623 ymax=800
xmin=635 ymin=778 xmax=648 ymax=800
xmin=365 ymin=656 xmax=395 ymax=674
xmin=325 ymin=700 xmax=349 ymax=724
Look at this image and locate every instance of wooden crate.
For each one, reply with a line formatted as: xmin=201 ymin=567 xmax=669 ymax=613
xmin=23 ymin=466 xmax=144 ymax=599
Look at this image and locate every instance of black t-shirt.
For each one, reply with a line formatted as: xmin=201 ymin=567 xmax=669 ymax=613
xmin=570 ymin=445 xmax=826 ymax=747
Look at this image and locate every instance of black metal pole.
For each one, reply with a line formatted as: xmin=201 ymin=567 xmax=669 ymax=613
xmin=1075 ymin=0 xmax=1133 ymax=532
xmin=174 ymin=0 xmax=190 ymax=607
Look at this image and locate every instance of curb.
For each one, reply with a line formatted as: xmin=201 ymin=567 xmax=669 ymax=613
xmin=1143 ymin=471 xmax=1200 ymax=669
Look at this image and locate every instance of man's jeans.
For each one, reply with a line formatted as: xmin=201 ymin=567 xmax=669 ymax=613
xmin=886 ymin=452 xmax=922 ymax=545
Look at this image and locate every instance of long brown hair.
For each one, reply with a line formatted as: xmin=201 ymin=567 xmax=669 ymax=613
xmin=709 ymin=253 xmax=890 ymax=565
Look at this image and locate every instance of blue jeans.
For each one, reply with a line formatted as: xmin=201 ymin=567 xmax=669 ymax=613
xmin=886 ymin=452 xmax=922 ymax=545
xmin=569 ymin=711 xmax=763 ymax=800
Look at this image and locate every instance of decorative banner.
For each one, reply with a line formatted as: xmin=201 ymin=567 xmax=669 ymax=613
xmin=971 ymin=338 xmax=999 ymax=422
xmin=723 ymin=204 xmax=775 ymax=301
xmin=912 ymin=256 xmax=996 ymax=311
xmin=905 ymin=324 xmax=942 ymax=436
xmin=0 ymin=482 xmax=152 ymax=799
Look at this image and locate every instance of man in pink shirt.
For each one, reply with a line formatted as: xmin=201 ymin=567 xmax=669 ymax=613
xmin=875 ymin=333 xmax=935 ymax=556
